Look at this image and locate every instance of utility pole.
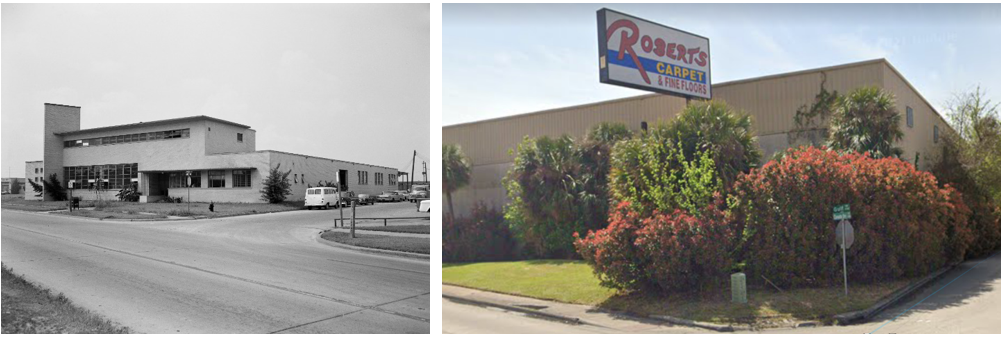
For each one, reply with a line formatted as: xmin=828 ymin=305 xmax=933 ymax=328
xmin=422 ymin=161 xmax=427 ymax=182
xmin=409 ymin=150 xmax=416 ymax=190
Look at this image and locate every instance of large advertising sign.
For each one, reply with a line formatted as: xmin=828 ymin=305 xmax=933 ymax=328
xmin=598 ymin=8 xmax=711 ymax=99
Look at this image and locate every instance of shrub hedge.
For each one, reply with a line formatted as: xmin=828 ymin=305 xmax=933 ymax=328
xmin=733 ymin=147 xmax=972 ymax=288
xmin=443 ymin=204 xmax=515 ymax=263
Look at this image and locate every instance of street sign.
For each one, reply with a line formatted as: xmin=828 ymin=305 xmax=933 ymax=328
xmin=836 ymin=219 xmax=854 ymax=296
xmin=836 ymin=219 xmax=855 ymax=249
xmin=833 ymin=204 xmax=851 ymax=220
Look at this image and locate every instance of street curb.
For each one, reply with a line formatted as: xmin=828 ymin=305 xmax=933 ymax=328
xmin=441 ymin=294 xmax=586 ymax=325
xmin=647 ymin=314 xmax=737 ymax=332
xmin=833 ymin=264 xmax=956 ymax=325
xmin=315 ymin=231 xmax=429 ymax=260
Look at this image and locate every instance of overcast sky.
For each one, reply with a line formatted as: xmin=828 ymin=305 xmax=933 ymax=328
xmin=443 ymin=3 xmax=1001 ymax=126
xmin=2 ymin=4 xmax=430 ymax=178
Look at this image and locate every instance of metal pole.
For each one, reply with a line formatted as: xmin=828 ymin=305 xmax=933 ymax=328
xmin=410 ymin=150 xmax=417 ymax=191
xmin=842 ymin=230 xmax=848 ymax=296
xmin=350 ymin=201 xmax=356 ymax=238
xmin=337 ymin=177 xmax=344 ymax=227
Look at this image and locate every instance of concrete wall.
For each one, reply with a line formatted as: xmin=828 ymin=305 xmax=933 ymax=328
xmin=62 ymin=120 xmax=208 ymax=172
xmin=23 ymin=161 xmax=44 ymax=200
xmin=43 ymin=104 xmax=81 ymax=200
xmin=268 ymin=151 xmax=399 ymax=201
xmin=204 ymin=120 xmax=256 ymax=155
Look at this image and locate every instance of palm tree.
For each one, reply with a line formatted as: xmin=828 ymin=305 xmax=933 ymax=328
xmin=828 ymin=86 xmax=904 ymax=158
xmin=442 ymin=144 xmax=471 ymax=221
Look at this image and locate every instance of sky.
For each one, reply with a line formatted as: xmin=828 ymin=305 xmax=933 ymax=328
xmin=443 ymin=3 xmax=1001 ymax=126
xmin=2 ymin=4 xmax=430 ymax=178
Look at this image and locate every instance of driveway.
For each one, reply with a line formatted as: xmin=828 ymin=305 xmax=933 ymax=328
xmin=1 ymin=206 xmax=429 ymax=333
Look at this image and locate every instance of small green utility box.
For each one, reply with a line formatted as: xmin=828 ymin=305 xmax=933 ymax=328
xmin=731 ymin=272 xmax=747 ymax=304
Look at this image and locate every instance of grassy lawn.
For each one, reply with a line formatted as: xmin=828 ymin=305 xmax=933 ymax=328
xmin=1 ymin=195 xmax=95 ymax=212
xmin=2 ymin=264 xmax=129 ymax=333
xmin=354 ymin=225 xmax=430 ymax=234
xmin=2 ymin=195 xmax=302 ymax=219
xmin=442 ymin=260 xmax=912 ymax=327
xmin=321 ymin=231 xmax=429 ymax=254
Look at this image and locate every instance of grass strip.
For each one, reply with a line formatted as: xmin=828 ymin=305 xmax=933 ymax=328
xmin=1 ymin=264 xmax=129 ymax=334
xmin=443 ymin=260 xmax=912 ymax=327
xmin=321 ymin=231 xmax=429 ymax=254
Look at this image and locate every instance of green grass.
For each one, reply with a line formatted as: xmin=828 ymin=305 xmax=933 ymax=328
xmin=442 ymin=260 xmax=913 ymax=327
xmin=1 ymin=195 xmax=95 ymax=212
xmin=2 ymin=195 xmax=303 ymax=219
xmin=51 ymin=210 xmax=167 ymax=220
xmin=443 ymin=260 xmax=617 ymax=305
xmin=354 ymin=225 xmax=430 ymax=234
xmin=2 ymin=264 xmax=129 ymax=333
xmin=321 ymin=230 xmax=429 ymax=254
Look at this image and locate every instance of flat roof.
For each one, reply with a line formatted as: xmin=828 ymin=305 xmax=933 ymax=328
xmin=444 ymin=58 xmax=950 ymax=130
xmin=55 ymin=115 xmax=251 ymax=136
xmin=204 ymin=150 xmax=399 ymax=172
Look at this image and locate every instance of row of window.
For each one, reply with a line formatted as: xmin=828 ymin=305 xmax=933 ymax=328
xmin=63 ymin=163 xmax=139 ymax=190
xmin=33 ymin=168 xmax=43 ymax=174
xmin=63 ymin=129 xmax=190 ymax=148
xmin=169 ymin=170 xmax=251 ymax=188
xmin=358 ymin=171 xmax=369 ymax=185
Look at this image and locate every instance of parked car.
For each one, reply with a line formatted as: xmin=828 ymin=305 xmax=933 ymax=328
xmin=407 ymin=185 xmax=429 ymax=202
xmin=338 ymin=191 xmax=358 ymax=207
xmin=305 ymin=187 xmax=340 ymax=210
xmin=377 ymin=191 xmax=405 ymax=202
xmin=357 ymin=193 xmax=376 ymax=205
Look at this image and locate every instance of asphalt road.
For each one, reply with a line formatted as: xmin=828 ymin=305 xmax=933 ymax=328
xmin=442 ymin=252 xmax=1000 ymax=334
xmin=1 ymin=203 xmax=430 ymax=333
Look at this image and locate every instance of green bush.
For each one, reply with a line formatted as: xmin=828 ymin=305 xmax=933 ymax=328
xmin=443 ymin=203 xmax=515 ymax=262
xmin=828 ymin=86 xmax=904 ymax=158
xmin=733 ymin=147 xmax=972 ymax=288
xmin=260 ymin=164 xmax=292 ymax=203
xmin=504 ymin=123 xmax=630 ymax=259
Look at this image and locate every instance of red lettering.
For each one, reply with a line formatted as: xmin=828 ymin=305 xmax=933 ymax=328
xmin=654 ymin=38 xmax=666 ymax=57
xmin=606 ymin=19 xmax=650 ymax=84
xmin=676 ymin=45 xmax=687 ymax=62
xmin=641 ymin=35 xmax=653 ymax=53
xmin=687 ymin=48 xmax=701 ymax=64
xmin=665 ymin=43 xmax=676 ymax=59
xmin=696 ymin=52 xmax=708 ymax=67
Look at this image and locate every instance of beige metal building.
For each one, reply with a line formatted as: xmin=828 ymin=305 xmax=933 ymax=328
xmin=443 ymin=59 xmax=954 ymax=215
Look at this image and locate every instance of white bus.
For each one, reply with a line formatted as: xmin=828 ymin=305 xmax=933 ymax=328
xmin=305 ymin=187 xmax=340 ymax=210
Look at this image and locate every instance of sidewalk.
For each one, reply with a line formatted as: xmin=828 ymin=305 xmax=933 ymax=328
xmin=441 ymin=284 xmax=705 ymax=333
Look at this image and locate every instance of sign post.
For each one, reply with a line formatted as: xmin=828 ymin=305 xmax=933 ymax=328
xmin=186 ymin=171 xmax=192 ymax=215
xmin=833 ymin=204 xmax=854 ymax=296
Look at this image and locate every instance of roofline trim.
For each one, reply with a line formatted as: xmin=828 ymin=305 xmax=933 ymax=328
xmin=443 ymin=58 xmax=913 ymax=130
xmin=44 ymin=103 xmax=81 ymax=108
xmin=54 ymin=115 xmax=251 ymax=136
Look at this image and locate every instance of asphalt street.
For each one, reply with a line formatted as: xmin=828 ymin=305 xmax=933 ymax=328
xmin=1 ymin=203 xmax=430 ymax=333
xmin=442 ymin=252 xmax=1000 ymax=334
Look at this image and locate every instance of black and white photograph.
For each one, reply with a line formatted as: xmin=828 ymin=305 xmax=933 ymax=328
xmin=2 ymin=3 xmax=430 ymax=334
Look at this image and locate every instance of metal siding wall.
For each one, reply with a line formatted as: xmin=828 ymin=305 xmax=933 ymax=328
xmin=444 ymin=60 xmax=936 ymax=213
xmin=880 ymin=63 xmax=953 ymax=170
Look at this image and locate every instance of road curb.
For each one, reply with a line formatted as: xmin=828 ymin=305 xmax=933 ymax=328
xmin=647 ymin=314 xmax=737 ymax=332
xmin=315 ymin=231 xmax=429 ymax=260
xmin=441 ymin=294 xmax=586 ymax=325
xmin=833 ymin=264 xmax=956 ymax=325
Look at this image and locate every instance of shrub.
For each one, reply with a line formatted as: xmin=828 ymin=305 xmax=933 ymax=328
xmin=664 ymin=100 xmax=761 ymax=186
xmin=733 ymin=147 xmax=972 ymax=288
xmin=575 ymin=199 xmax=736 ymax=293
xmin=116 ymin=186 xmax=141 ymax=202
xmin=609 ymin=131 xmax=721 ymax=217
xmin=574 ymin=202 xmax=651 ymax=291
xmin=504 ymin=127 xmax=625 ymax=259
xmin=42 ymin=174 xmax=67 ymax=201
xmin=260 ymin=164 xmax=292 ymax=203
xmin=443 ymin=204 xmax=515 ymax=263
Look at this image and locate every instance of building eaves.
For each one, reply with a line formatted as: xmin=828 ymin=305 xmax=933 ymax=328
xmin=54 ymin=116 xmax=251 ymax=136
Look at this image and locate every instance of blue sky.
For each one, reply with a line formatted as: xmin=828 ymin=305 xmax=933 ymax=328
xmin=443 ymin=3 xmax=1000 ymax=126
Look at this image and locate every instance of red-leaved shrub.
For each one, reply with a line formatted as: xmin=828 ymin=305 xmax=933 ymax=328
xmin=733 ymin=147 xmax=973 ymax=288
xmin=574 ymin=202 xmax=651 ymax=291
xmin=443 ymin=203 xmax=515 ymax=263
xmin=635 ymin=202 xmax=736 ymax=292
xmin=575 ymin=199 xmax=736 ymax=292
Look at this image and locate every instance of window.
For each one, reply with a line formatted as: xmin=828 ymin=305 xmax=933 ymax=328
xmin=906 ymin=106 xmax=914 ymax=128
xmin=34 ymin=168 xmax=38 ymax=174
xmin=189 ymin=171 xmax=201 ymax=188
xmin=294 ymin=174 xmax=298 ymax=184
xmin=237 ymin=133 xmax=244 ymax=142
xmin=63 ymin=163 xmax=138 ymax=190
xmin=390 ymin=174 xmax=397 ymax=185
xmin=233 ymin=170 xmax=251 ymax=188
xmin=934 ymin=125 xmax=940 ymax=143
xmin=63 ymin=129 xmax=190 ymax=148
xmin=209 ymin=170 xmax=225 ymax=188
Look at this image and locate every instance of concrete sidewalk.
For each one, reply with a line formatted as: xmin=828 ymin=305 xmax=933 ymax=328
xmin=441 ymin=284 xmax=704 ymax=333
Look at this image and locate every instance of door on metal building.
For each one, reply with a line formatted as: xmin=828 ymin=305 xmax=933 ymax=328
xmin=338 ymin=170 xmax=348 ymax=191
